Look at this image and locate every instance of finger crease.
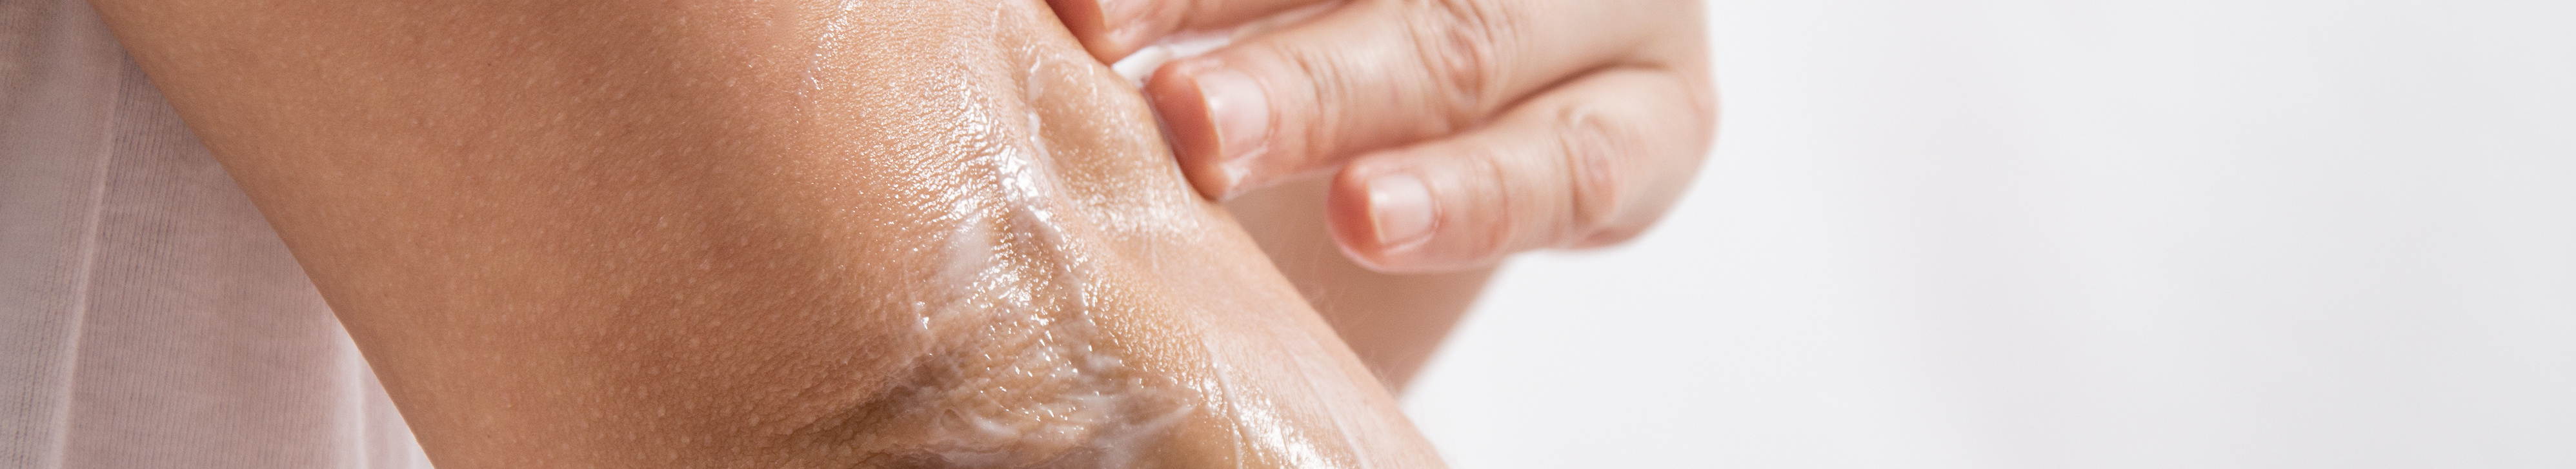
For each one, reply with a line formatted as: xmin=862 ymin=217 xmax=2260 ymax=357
xmin=1469 ymin=149 xmax=1520 ymax=257
xmin=1409 ymin=0 xmax=1517 ymax=130
xmin=1556 ymin=107 xmax=1628 ymax=244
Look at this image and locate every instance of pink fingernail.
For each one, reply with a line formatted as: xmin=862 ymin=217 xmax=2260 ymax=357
xmin=1098 ymin=0 xmax=1147 ymax=31
xmin=1367 ymin=173 xmax=1436 ymax=249
xmin=1193 ymin=67 xmax=1271 ymax=176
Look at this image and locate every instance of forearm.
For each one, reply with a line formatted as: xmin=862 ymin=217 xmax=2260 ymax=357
xmin=90 ymin=0 xmax=1434 ymax=466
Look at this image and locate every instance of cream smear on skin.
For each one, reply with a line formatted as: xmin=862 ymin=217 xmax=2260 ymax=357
xmin=804 ymin=2 xmax=1197 ymax=466
xmin=909 ymin=64 xmax=1196 ymax=467
xmin=802 ymin=1 xmax=1375 ymax=467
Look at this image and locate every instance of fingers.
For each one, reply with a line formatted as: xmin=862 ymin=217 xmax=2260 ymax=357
xmin=1143 ymin=0 xmax=1695 ymax=199
xmin=1325 ymin=68 xmax=1714 ymax=273
xmin=1048 ymin=0 xmax=1333 ymax=61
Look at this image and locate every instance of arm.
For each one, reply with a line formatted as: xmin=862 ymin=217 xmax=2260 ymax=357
xmin=1226 ymin=177 xmax=1494 ymax=392
xmin=1049 ymin=0 xmax=1715 ymax=386
xmin=88 ymin=0 xmax=1439 ymax=466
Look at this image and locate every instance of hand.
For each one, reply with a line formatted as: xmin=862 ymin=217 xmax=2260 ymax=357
xmin=1051 ymin=0 xmax=1718 ymax=272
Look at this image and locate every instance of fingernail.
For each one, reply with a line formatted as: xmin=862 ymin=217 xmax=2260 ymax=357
xmin=1193 ymin=66 xmax=1271 ymax=171
xmin=1367 ymin=173 xmax=1436 ymax=249
xmin=1097 ymin=0 xmax=1149 ymax=41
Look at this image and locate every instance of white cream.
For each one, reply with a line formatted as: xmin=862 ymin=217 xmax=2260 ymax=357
xmin=891 ymin=29 xmax=1197 ymax=467
xmin=800 ymin=1 xmax=1388 ymax=466
xmin=1109 ymin=1 xmax=1342 ymax=84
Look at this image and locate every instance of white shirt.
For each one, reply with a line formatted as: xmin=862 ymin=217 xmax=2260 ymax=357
xmin=2 ymin=1 xmax=431 ymax=466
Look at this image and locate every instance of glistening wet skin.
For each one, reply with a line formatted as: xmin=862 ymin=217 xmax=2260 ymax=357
xmin=797 ymin=55 xmax=1198 ymax=465
xmin=779 ymin=1 xmax=1443 ymax=468
xmin=86 ymin=0 xmax=1448 ymax=464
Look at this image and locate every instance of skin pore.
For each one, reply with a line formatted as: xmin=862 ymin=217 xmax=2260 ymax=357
xmin=88 ymin=0 xmax=1445 ymax=466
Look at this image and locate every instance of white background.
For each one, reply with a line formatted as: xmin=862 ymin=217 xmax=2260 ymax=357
xmin=1401 ymin=1 xmax=2576 ymax=467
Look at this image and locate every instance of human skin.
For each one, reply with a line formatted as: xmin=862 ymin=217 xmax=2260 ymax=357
xmin=1047 ymin=0 xmax=1714 ymax=388
xmin=1055 ymin=0 xmax=1719 ymax=273
xmin=88 ymin=0 xmax=1444 ymax=466
xmin=1225 ymin=177 xmax=1493 ymax=391
xmin=1082 ymin=6 xmax=1500 ymax=392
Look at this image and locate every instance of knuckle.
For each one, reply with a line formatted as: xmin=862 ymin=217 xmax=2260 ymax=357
xmin=1555 ymin=106 xmax=1636 ymax=242
xmin=1271 ymin=45 xmax=1356 ymax=157
xmin=1462 ymin=150 xmax=1525 ymax=259
xmin=1401 ymin=0 xmax=1520 ymax=128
